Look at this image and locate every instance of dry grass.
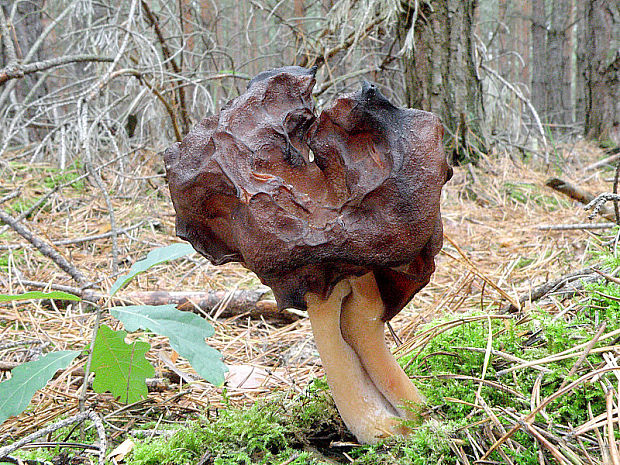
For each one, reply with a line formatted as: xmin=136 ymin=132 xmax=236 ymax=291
xmin=0 ymin=142 xmax=617 ymax=461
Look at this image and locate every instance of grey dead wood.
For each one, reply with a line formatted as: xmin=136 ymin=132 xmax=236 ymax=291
xmin=0 ymin=209 xmax=88 ymax=285
xmin=0 ymin=410 xmax=107 ymax=465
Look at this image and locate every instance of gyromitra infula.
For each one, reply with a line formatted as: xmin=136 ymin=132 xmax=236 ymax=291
xmin=164 ymin=66 xmax=452 ymax=444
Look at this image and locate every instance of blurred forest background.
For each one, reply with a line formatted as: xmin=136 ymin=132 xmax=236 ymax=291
xmin=0 ymin=0 xmax=618 ymax=169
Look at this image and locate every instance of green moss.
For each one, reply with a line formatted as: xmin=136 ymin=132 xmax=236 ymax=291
xmin=5 ymin=198 xmax=39 ymax=217
xmin=129 ymin=391 xmax=337 ymax=465
xmin=130 ymin=407 xmax=286 ymax=464
xmin=41 ymin=161 xmax=85 ymax=190
xmin=514 ymin=257 xmax=535 ymax=269
xmin=405 ymin=308 xmax=608 ymax=437
xmin=351 ymin=420 xmax=462 ymax=465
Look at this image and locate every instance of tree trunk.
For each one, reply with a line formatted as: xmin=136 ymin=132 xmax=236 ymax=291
xmin=530 ymin=0 xmax=547 ymax=123
xmin=574 ymin=0 xmax=588 ymax=125
xmin=582 ymin=0 xmax=619 ymax=145
xmin=398 ymin=0 xmax=486 ymax=165
xmin=518 ymin=2 xmax=532 ymax=86
xmin=545 ymin=0 xmax=572 ymax=127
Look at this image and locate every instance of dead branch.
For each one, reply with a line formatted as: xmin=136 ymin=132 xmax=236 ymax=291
xmin=0 ymin=220 xmax=151 ymax=251
xmin=0 ymin=210 xmax=88 ymax=286
xmin=85 ymin=158 xmax=119 ymax=272
xmin=53 ymin=220 xmax=152 ymax=245
xmin=0 ymin=6 xmax=18 ymax=66
xmin=537 ymin=222 xmax=617 ymax=230
xmin=585 ymin=153 xmax=620 ymax=171
xmin=0 ymin=189 xmax=20 ymax=205
xmin=480 ymin=62 xmax=548 ymax=152
xmin=8 ymin=280 xmax=299 ymax=323
xmin=132 ymin=71 xmax=183 ymax=141
xmin=298 ymin=15 xmax=385 ymax=69
xmin=546 ymin=178 xmax=616 ymax=221
xmin=501 ymin=267 xmax=603 ymax=313
xmin=585 ymin=193 xmax=620 ymax=220
xmin=140 ymin=0 xmax=190 ymax=134
xmin=0 ymin=0 xmax=83 ymax=111
xmin=0 ymin=186 xmax=58 ymax=236
xmin=116 ymin=289 xmax=297 ymax=323
xmin=0 ymin=410 xmax=106 ymax=464
xmin=0 ymin=55 xmax=114 ymax=87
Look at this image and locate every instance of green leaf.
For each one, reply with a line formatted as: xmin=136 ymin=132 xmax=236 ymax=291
xmin=110 ymin=243 xmax=194 ymax=296
xmin=110 ymin=305 xmax=227 ymax=386
xmin=90 ymin=325 xmax=155 ymax=403
xmin=0 ymin=351 xmax=80 ymax=425
xmin=0 ymin=291 xmax=81 ymax=302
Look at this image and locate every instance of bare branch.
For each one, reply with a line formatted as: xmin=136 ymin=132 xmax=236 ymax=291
xmin=0 ymin=55 xmax=114 ymax=87
xmin=480 ymin=62 xmax=548 ymax=152
xmin=0 ymin=410 xmax=106 ymax=465
xmin=0 ymin=209 xmax=89 ymax=286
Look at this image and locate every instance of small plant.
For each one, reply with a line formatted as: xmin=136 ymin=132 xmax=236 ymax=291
xmin=42 ymin=161 xmax=85 ymax=190
xmin=0 ymin=244 xmax=227 ymax=426
xmin=0 ymin=351 xmax=80 ymax=425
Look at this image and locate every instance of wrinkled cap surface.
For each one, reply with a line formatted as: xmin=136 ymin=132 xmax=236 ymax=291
xmin=164 ymin=67 xmax=452 ymax=320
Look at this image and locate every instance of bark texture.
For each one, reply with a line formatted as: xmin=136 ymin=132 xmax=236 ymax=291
xmin=583 ymin=0 xmax=619 ymax=145
xmin=0 ymin=1 xmax=46 ymax=86
xmin=398 ymin=0 xmax=486 ymax=164
xmin=531 ymin=0 xmax=575 ymax=129
xmin=546 ymin=0 xmax=572 ymax=125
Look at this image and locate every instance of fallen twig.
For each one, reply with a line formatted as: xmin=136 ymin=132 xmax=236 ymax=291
xmin=453 ymin=346 xmax=551 ymax=373
xmin=0 ymin=189 xmax=20 ymax=205
xmin=558 ymin=322 xmax=607 ymax=392
xmin=585 ymin=153 xmax=620 ymax=171
xmin=480 ymin=366 xmax=620 ymax=461
xmin=501 ymin=267 xmax=600 ymax=313
xmin=5 ymin=281 xmax=297 ymax=323
xmin=0 ymin=410 xmax=107 ymax=465
xmin=53 ymin=220 xmax=153 ymax=246
xmin=537 ymin=222 xmax=616 ymax=230
xmin=443 ymin=234 xmax=519 ymax=309
xmin=546 ymin=178 xmax=615 ymax=221
xmin=585 ymin=193 xmax=620 ymax=220
xmin=0 ymin=55 xmax=114 ymax=86
xmin=117 ymin=289 xmax=295 ymax=323
xmin=0 ymin=209 xmax=88 ymax=286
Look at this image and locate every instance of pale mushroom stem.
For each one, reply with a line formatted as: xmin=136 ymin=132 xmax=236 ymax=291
xmin=340 ymin=272 xmax=426 ymax=421
xmin=306 ymin=279 xmax=411 ymax=444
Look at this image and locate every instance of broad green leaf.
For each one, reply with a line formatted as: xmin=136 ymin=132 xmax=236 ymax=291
xmin=110 ymin=305 xmax=227 ymax=386
xmin=0 ymin=291 xmax=81 ymax=302
xmin=110 ymin=243 xmax=194 ymax=296
xmin=0 ymin=351 xmax=80 ymax=425
xmin=90 ymin=325 xmax=155 ymax=403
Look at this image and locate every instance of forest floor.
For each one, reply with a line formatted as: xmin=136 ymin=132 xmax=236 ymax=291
xmin=1 ymin=141 xmax=619 ymax=464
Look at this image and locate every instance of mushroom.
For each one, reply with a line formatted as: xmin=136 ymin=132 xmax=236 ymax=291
xmin=164 ymin=66 xmax=452 ymax=444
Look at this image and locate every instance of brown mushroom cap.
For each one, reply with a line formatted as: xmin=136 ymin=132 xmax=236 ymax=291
xmin=164 ymin=67 xmax=452 ymax=321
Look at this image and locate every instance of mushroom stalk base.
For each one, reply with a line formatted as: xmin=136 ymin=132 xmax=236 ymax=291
xmin=306 ymin=274 xmax=426 ymax=444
